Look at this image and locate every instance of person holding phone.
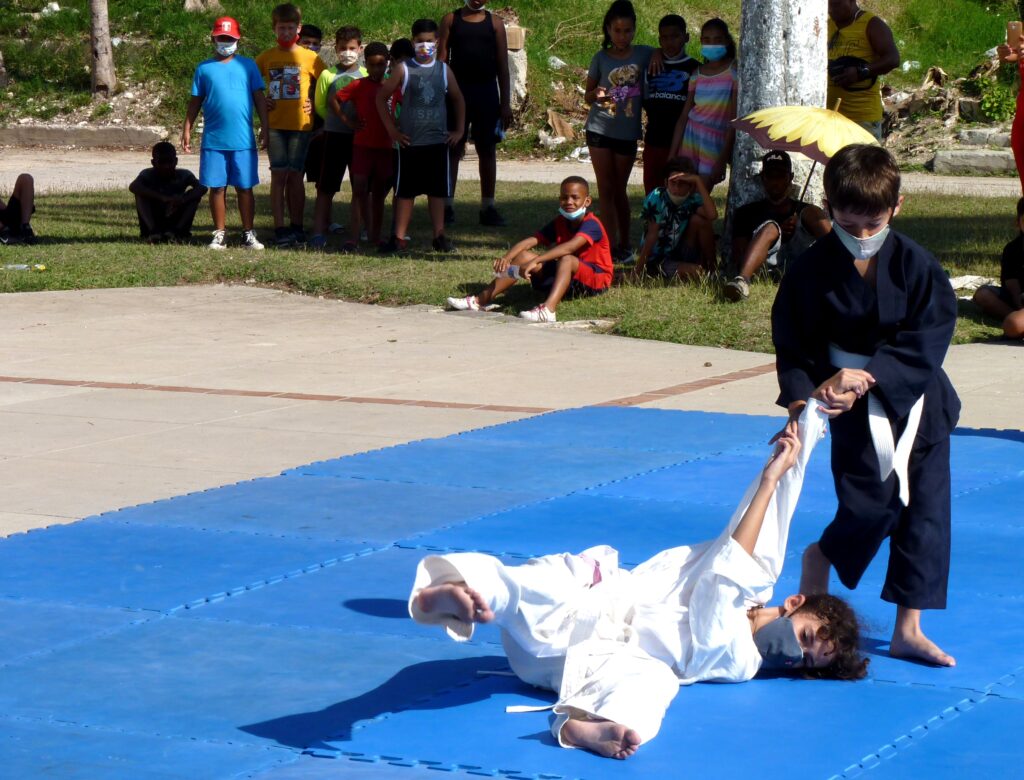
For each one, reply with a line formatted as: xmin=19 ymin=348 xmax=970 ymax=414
xmin=998 ymin=22 xmax=1024 ymax=194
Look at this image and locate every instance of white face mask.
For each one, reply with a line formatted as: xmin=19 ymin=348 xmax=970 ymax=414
xmin=832 ymin=219 xmax=890 ymax=261
xmin=338 ymin=50 xmax=360 ymax=67
xmin=559 ymin=206 xmax=587 ymax=221
xmin=414 ymin=42 xmax=437 ymax=60
xmin=215 ymin=40 xmax=238 ymax=57
xmin=667 ymin=190 xmax=689 ymax=206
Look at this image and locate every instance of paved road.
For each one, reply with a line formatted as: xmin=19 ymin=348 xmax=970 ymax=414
xmin=2 ymin=147 xmax=1020 ymax=196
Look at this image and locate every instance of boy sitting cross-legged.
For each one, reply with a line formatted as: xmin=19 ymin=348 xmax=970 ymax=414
xmin=447 ymin=176 xmax=613 ymax=322
xmin=129 ymin=142 xmax=208 ymax=243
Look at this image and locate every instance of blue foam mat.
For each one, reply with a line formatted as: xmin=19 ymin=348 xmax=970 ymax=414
xmin=3 ymin=409 xmax=1023 ymax=779
xmin=97 ymin=475 xmax=547 ymax=545
xmin=0 ymin=520 xmax=370 ymax=611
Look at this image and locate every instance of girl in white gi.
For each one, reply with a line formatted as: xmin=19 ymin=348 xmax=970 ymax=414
xmin=409 ymin=402 xmax=867 ymax=760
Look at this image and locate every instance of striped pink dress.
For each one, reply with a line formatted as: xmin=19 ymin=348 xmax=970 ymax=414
xmin=680 ymin=65 xmax=737 ymax=179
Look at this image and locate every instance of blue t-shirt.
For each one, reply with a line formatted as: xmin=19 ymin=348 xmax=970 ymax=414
xmin=191 ymin=56 xmax=265 ymax=151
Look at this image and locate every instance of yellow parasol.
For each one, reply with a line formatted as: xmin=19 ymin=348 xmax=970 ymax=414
xmin=732 ymin=102 xmax=880 ymax=198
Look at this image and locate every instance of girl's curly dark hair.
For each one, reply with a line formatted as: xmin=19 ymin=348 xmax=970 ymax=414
xmin=794 ymin=594 xmax=869 ymax=681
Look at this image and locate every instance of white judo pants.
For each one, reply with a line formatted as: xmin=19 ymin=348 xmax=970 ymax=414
xmin=409 ymin=549 xmax=680 ymax=746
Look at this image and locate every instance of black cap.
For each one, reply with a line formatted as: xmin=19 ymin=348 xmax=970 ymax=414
xmin=761 ymin=150 xmax=792 ymax=172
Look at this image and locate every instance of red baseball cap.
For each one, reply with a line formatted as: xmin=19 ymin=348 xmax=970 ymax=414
xmin=211 ymin=17 xmax=242 ymax=40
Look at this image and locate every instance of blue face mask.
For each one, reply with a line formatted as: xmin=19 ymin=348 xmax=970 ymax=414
xmin=559 ymin=206 xmax=587 ymax=221
xmin=702 ymin=44 xmax=727 ymax=61
xmin=753 ymin=615 xmax=804 ymax=671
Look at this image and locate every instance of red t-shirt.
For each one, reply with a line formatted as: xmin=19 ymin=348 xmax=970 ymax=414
xmin=336 ymin=77 xmax=392 ymax=150
xmin=534 ymin=212 xmax=614 ymax=290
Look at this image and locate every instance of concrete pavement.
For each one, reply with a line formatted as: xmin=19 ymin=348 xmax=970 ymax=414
xmin=1 ymin=285 xmax=1019 ymax=537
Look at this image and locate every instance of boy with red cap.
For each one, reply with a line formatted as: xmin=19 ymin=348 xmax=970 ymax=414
xmin=183 ymin=16 xmax=269 ymax=250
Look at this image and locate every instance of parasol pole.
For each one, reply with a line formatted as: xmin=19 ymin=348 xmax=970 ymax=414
xmin=798 ymin=98 xmax=842 ymax=202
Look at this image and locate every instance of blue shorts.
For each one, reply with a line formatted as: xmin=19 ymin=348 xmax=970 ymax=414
xmin=199 ymin=148 xmax=259 ymax=190
xmin=267 ymin=129 xmax=313 ymax=172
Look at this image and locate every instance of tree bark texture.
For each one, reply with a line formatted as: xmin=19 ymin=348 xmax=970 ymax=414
xmin=0 ymin=49 xmax=8 ymax=88
xmin=90 ymin=0 xmax=117 ymax=97
xmin=723 ymin=0 xmax=827 ymax=268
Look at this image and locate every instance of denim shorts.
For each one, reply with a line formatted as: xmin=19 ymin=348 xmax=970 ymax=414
xmin=267 ymin=129 xmax=313 ymax=172
xmin=199 ymin=148 xmax=259 ymax=190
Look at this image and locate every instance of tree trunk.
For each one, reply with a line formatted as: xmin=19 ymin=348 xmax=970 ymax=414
xmin=723 ymin=0 xmax=828 ymax=269
xmin=90 ymin=0 xmax=116 ymax=97
xmin=0 ymin=49 xmax=8 ymax=88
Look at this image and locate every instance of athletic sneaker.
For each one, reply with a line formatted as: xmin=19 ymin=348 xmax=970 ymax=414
xmin=308 ymin=234 xmax=327 ymax=251
xmin=444 ymin=205 xmax=456 ymax=226
xmin=290 ymin=227 xmax=308 ymax=245
xmin=447 ymin=295 xmax=481 ymax=311
xmin=20 ymin=224 xmax=37 ymax=245
xmin=479 ymin=205 xmax=507 ymax=227
xmin=519 ymin=305 xmax=557 ymax=323
xmin=723 ymin=275 xmax=750 ymax=302
xmin=328 ymin=222 xmax=345 ymax=235
xmin=208 ymin=229 xmax=227 ymax=250
xmin=340 ymin=241 xmax=358 ymax=254
xmin=379 ymin=236 xmax=409 ymax=255
xmin=613 ymin=246 xmax=635 ymax=266
xmin=274 ymin=227 xmax=295 ymax=247
xmin=241 ymin=230 xmax=264 ymax=250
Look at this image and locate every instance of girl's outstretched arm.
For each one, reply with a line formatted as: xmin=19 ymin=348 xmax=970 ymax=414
xmin=731 ymin=433 xmax=801 ymax=556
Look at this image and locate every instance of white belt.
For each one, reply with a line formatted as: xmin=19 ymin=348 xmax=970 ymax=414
xmin=829 ymin=344 xmax=923 ymax=506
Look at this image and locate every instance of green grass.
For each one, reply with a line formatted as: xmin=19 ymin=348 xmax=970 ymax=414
xmin=0 ymin=0 xmax=1015 ymax=139
xmin=0 ymin=182 xmax=1012 ymax=352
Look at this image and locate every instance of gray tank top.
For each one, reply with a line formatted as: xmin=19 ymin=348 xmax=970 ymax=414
xmin=398 ymin=59 xmax=448 ymax=146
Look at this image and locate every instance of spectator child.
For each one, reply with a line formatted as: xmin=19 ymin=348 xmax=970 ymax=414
xmin=669 ymin=18 xmax=738 ymax=190
xmin=183 ymin=16 xmax=269 ymax=251
xmin=772 ymin=144 xmax=961 ymax=668
xmin=333 ymin=42 xmax=394 ymax=251
xmin=446 ymin=176 xmax=613 ymax=322
xmin=255 ymin=3 xmax=326 ymax=246
xmin=129 ymin=142 xmax=208 ymax=243
xmin=309 ymin=26 xmax=366 ymax=250
xmin=584 ymin=0 xmax=655 ymax=262
xmin=642 ymin=14 xmax=699 ymax=195
xmin=376 ymin=18 xmax=465 ymax=254
xmin=634 ymin=157 xmax=717 ymax=281
xmin=724 ymin=150 xmax=831 ymax=302
xmin=972 ymin=197 xmax=1024 ymax=339
xmin=438 ymin=0 xmax=512 ymax=227
xmin=0 ymin=173 xmax=36 ymax=245
xmin=299 ymin=24 xmax=326 ymax=186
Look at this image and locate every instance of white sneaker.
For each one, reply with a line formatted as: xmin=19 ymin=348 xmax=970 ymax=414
xmin=447 ymin=295 xmax=480 ymax=311
xmin=519 ymin=305 xmax=557 ymax=323
xmin=241 ymin=230 xmax=264 ymax=250
xmin=208 ymin=229 xmax=227 ymax=250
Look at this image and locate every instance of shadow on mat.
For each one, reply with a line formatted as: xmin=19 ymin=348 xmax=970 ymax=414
xmin=953 ymin=427 xmax=1024 ymax=445
xmin=343 ymin=598 xmax=408 ymax=618
xmin=240 ymin=655 xmax=512 ymax=750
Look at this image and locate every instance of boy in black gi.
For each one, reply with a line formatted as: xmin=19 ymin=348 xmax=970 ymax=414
xmin=771 ymin=144 xmax=960 ymax=667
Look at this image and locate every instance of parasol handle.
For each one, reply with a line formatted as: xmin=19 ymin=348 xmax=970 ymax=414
xmin=799 ymin=160 xmax=818 ymax=202
xmin=833 ymin=98 xmax=843 ymax=111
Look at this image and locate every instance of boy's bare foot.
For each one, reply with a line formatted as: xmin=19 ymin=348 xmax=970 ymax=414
xmin=562 ymin=718 xmax=641 ymax=760
xmin=890 ymin=627 xmax=956 ymax=667
xmin=416 ymin=582 xmax=494 ymax=624
xmin=799 ymin=542 xmax=831 ymax=595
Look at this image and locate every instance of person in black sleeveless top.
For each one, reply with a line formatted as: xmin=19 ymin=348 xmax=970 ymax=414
xmin=439 ymin=1 xmax=512 ymax=227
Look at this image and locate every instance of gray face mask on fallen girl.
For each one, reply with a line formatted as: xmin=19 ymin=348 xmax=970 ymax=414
xmin=754 ymin=616 xmax=803 ymax=670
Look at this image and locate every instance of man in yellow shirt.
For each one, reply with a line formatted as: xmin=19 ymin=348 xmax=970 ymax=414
xmin=827 ymin=0 xmax=899 ymax=142
xmin=256 ymin=3 xmax=326 ymax=246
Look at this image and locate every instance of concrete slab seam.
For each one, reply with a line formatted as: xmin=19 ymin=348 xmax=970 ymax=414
xmin=165 ymin=545 xmax=390 ymax=616
xmin=828 ymin=693 xmax=989 ymax=779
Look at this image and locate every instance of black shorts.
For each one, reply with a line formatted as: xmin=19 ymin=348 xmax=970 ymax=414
xmin=0 ymin=196 xmax=31 ymax=232
xmin=395 ymin=144 xmax=451 ymax=199
xmin=458 ymin=82 xmax=502 ymax=150
xmin=305 ymin=130 xmax=326 ymax=184
xmin=586 ymin=130 xmax=638 ymax=159
xmin=317 ymin=131 xmax=354 ymax=194
xmin=979 ymin=283 xmax=1019 ymax=309
xmin=529 ymin=259 xmax=606 ymax=300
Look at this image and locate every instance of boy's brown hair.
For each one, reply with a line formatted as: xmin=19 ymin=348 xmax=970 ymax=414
xmin=271 ymin=3 xmax=301 ymax=25
xmin=823 ymin=143 xmax=900 ymax=216
xmin=336 ymin=26 xmax=362 ymax=45
xmin=794 ymin=594 xmax=869 ymax=681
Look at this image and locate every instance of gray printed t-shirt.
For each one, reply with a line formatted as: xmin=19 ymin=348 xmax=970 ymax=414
xmin=585 ymin=45 xmax=654 ymax=141
xmin=398 ymin=59 xmax=449 ymax=147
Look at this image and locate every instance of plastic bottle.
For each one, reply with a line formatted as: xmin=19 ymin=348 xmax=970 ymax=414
xmin=493 ymin=265 xmax=521 ymax=279
xmin=2 ymin=263 xmax=46 ymax=272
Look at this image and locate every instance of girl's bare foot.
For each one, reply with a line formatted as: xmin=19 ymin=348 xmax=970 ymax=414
xmin=562 ymin=718 xmax=641 ymax=760
xmin=799 ymin=542 xmax=831 ymax=595
xmin=890 ymin=629 xmax=956 ymax=667
xmin=416 ymin=582 xmax=494 ymax=623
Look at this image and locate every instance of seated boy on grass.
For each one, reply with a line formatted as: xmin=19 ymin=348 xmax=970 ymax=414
xmin=446 ymin=176 xmax=613 ymax=322
xmin=633 ymin=156 xmax=716 ymax=282
xmin=129 ymin=142 xmax=208 ymax=243
xmin=973 ymin=196 xmax=1024 ymax=339
xmin=724 ymin=150 xmax=830 ymax=302
xmin=0 ymin=173 xmax=36 ymax=245
xmin=411 ymin=403 xmax=867 ymax=760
